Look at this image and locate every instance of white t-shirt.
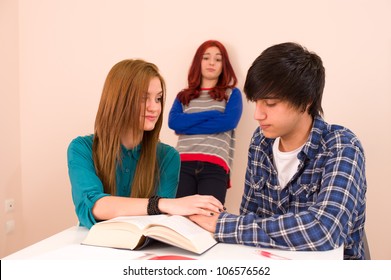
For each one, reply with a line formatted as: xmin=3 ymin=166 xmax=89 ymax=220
xmin=272 ymin=137 xmax=304 ymax=189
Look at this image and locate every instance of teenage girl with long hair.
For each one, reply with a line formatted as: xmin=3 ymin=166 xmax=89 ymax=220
xmin=168 ymin=40 xmax=243 ymax=204
xmin=68 ymin=59 xmax=223 ymax=229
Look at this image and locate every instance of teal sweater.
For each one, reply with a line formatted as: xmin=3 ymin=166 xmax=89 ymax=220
xmin=67 ymin=135 xmax=180 ymax=228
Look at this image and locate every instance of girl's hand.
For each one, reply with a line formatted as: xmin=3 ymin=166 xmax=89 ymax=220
xmin=159 ymin=194 xmax=224 ymax=216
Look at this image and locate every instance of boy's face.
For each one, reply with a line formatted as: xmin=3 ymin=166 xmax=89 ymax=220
xmin=254 ymin=98 xmax=309 ymax=140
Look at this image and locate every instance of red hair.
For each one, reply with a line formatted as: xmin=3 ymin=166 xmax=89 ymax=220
xmin=177 ymin=40 xmax=237 ymax=105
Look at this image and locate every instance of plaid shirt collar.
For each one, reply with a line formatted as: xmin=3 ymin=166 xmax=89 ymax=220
xmin=258 ymin=115 xmax=326 ymax=163
xmin=299 ymin=115 xmax=326 ymax=161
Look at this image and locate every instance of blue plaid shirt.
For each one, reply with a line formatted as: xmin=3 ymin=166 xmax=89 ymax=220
xmin=215 ymin=116 xmax=367 ymax=259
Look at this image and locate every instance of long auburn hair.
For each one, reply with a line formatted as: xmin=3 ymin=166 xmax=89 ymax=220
xmin=92 ymin=59 xmax=165 ymax=198
xmin=177 ymin=40 xmax=237 ymax=105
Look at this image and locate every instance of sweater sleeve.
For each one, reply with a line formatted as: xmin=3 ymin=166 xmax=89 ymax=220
xmin=168 ymin=88 xmax=243 ymax=135
xmin=168 ymin=97 xmax=221 ymax=133
xmin=67 ymin=136 xmax=109 ymax=229
xmin=156 ymin=143 xmax=180 ymax=198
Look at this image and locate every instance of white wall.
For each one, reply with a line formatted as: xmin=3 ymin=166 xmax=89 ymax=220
xmin=1 ymin=0 xmax=390 ymax=259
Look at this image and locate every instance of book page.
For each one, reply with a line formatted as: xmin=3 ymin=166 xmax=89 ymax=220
xmin=147 ymin=215 xmax=213 ymax=238
xmin=101 ymin=215 xmax=169 ymax=230
xmin=81 ymin=216 xmax=166 ymax=250
xmin=82 ymin=223 xmax=148 ymax=250
xmin=143 ymin=215 xmax=217 ymax=254
xmin=82 ymin=215 xmax=171 ymax=250
xmin=82 ymin=215 xmax=216 ymax=254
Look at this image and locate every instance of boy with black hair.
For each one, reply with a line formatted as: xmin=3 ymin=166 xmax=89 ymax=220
xmin=190 ymin=42 xmax=367 ymax=260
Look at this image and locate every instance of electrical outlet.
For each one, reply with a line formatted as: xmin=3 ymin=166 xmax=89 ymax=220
xmin=5 ymin=199 xmax=15 ymax=213
xmin=5 ymin=220 xmax=15 ymax=234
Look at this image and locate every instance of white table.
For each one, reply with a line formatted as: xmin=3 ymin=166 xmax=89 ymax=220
xmin=3 ymin=226 xmax=343 ymax=260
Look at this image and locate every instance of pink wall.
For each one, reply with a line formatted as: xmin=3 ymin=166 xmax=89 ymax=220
xmin=0 ymin=0 xmax=23 ymax=256
xmin=1 ymin=0 xmax=390 ymax=259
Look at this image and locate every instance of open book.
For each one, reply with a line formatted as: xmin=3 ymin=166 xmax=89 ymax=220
xmin=81 ymin=215 xmax=217 ymax=254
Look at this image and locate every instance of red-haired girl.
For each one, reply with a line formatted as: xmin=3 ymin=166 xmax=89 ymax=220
xmin=168 ymin=40 xmax=243 ymax=204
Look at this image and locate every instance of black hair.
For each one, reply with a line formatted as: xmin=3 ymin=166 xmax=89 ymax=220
xmin=244 ymin=42 xmax=325 ymax=117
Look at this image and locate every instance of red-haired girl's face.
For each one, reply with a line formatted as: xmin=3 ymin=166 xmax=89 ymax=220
xmin=200 ymin=46 xmax=223 ymax=87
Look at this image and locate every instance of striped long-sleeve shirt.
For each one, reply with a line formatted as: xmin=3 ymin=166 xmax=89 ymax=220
xmin=168 ymin=87 xmax=243 ymax=174
xmin=214 ymin=116 xmax=367 ymax=259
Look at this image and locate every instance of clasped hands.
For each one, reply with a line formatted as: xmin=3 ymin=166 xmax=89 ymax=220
xmin=159 ymin=194 xmax=222 ymax=233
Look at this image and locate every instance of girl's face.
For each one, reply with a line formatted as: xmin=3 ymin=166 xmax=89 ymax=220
xmin=200 ymin=46 xmax=223 ymax=86
xmin=140 ymin=77 xmax=162 ymax=131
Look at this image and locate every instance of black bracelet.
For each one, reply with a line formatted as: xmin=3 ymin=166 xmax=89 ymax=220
xmin=147 ymin=195 xmax=162 ymax=215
